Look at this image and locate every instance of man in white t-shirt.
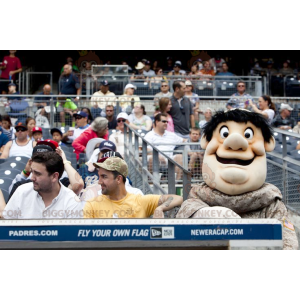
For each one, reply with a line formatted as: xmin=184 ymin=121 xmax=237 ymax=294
xmin=3 ymin=151 xmax=84 ymax=219
xmin=91 ymin=80 xmax=116 ymax=111
xmin=62 ymin=111 xmax=90 ymax=142
xmin=144 ymin=113 xmax=187 ymax=180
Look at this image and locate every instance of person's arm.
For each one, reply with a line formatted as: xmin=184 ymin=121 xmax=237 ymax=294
xmin=0 ymin=190 xmax=6 ymax=218
xmin=9 ymin=68 xmax=22 ymax=77
xmin=249 ymin=99 xmax=269 ymax=119
xmin=56 ymin=148 xmax=84 ymax=195
xmin=153 ymin=194 xmax=183 ymax=218
xmin=145 ymin=119 xmax=153 ymax=131
xmin=190 ymin=114 xmax=195 ymax=128
xmin=0 ymin=141 xmax=12 ymax=159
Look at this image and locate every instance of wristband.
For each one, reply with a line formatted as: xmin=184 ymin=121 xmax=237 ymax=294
xmin=23 ymin=169 xmax=31 ymax=176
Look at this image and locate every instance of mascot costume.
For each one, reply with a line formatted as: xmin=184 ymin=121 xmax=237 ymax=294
xmin=176 ymin=109 xmax=298 ymax=250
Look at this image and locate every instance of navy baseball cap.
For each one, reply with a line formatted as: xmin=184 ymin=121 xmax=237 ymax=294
xmin=101 ymin=80 xmax=110 ymax=86
xmin=51 ymin=128 xmax=63 ymax=136
xmin=15 ymin=122 xmax=27 ymax=130
xmin=99 ymin=140 xmax=116 ymax=152
xmin=73 ymin=111 xmax=88 ymax=118
xmin=8 ymin=83 xmax=16 ymax=87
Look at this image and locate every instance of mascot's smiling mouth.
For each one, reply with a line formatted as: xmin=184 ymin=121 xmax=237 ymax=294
xmin=216 ymin=154 xmax=255 ymax=166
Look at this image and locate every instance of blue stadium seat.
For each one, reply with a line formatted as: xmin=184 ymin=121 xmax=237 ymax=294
xmin=0 ymin=161 xmax=26 ymax=172
xmin=5 ymin=156 xmax=29 ymax=165
xmin=0 ymin=177 xmax=13 ymax=194
xmin=1 ymin=189 xmax=9 ymax=204
xmin=0 ymin=168 xmax=21 ymax=180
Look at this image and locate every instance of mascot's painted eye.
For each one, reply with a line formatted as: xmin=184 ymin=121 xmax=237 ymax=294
xmin=244 ymin=128 xmax=254 ymax=140
xmin=220 ymin=126 xmax=229 ymax=138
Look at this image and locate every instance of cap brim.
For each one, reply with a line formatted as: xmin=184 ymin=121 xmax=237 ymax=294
xmin=99 ymin=147 xmax=115 ymax=152
xmin=15 ymin=125 xmax=27 ymax=130
xmin=37 ymin=141 xmax=57 ymax=150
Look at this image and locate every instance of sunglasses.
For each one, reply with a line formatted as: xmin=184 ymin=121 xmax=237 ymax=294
xmin=238 ymin=85 xmax=245 ymax=87
xmin=75 ymin=116 xmax=83 ymax=120
xmin=117 ymin=119 xmax=126 ymax=123
xmin=16 ymin=128 xmax=27 ymax=132
xmin=161 ymin=85 xmax=168 ymax=87
xmin=161 ymin=120 xmax=169 ymax=123
xmin=106 ymin=110 xmax=114 ymax=112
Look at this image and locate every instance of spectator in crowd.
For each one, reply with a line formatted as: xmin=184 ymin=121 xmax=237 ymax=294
xmin=185 ymin=80 xmax=200 ymax=123
xmin=116 ymin=61 xmax=133 ymax=74
xmin=194 ymin=59 xmax=203 ymax=71
xmin=73 ymin=117 xmax=109 ymax=159
xmin=152 ymin=61 xmax=158 ymax=72
xmin=149 ymin=67 xmax=167 ymax=88
xmin=216 ymin=62 xmax=235 ymax=76
xmin=199 ymin=61 xmax=215 ymax=77
xmin=198 ymin=108 xmax=213 ymax=129
xmin=226 ymin=81 xmax=253 ymax=109
xmin=128 ymin=104 xmax=152 ymax=132
xmin=144 ymin=113 xmax=186 ymax=180
xmin=26 ymin=117 xmax=36 ymax=141
xmin=209 ymin=54 xmax=225 ymax=73
xmin=33 ymin=84 xmax=54 ymax=109
xmin=168 ymin=61 xmax=186 ymax=77
xmin=7 ymin=82 xmax=20 ymax=99
xmin=186 ymin=127 xmax=203 ymax=176
xmin=105 ymin=105 xmax=117 ymax=130
xmin=143 ymin=61 xmax=155 ymax=77
xmin=58 ymin=64 xmax=81 ymax=126
xmin=51 ymin=128 xmax=67 ymax=146
xmin=272 ymin=103 xmax=296 ymax=130
xmin=165 ymin=57 xmax=173 ymax=71
xmin=60 ymin=57 xmax=80 ymax=74
xmin=158 ymin=97 xmax=174 ymax=132
xmin=0 ymin=51 xmax=22 ymax=94
xmin=3 ymin=151 xmax=84 ymax=219
xmin=0 ymin=122 xmax=36 ymax=159
xmin=91 ymin=80 xmax=116 ymax=117
xmin=86 ymin=140 xmax=117 ymax=172
xmin=130 ymin=62 xmax=146 ymax=81
xmin=248 ymin=95 xmax=276 ymax=124
xmin=62 ymin=111 xmax=90 ymax=144
xmin=169 ymin=81 xmax=195 ymax=139
xmin=278 ymin=61 xmax=294 ymax=76
xmin=32 ymin=127 xmax=43 ymax=142
xmin=1 ymin=115 xmax=15 ymax=140
xmin=264 ymin=60 xmax=278 ymax=76
xmin=81 ymin=107 xmax=93 ymax=124
xmin=188 ymin=65 xmax=201 ymax=78
xmin=0 ymin=117 xmax=9 ymax=152
xmin=118 ymin=84 xmax=141 ymax=114
xmin=109 ymin=112 xmax=130 ymax=157
xmin=292 ymin=121 xmax=300 ymax=134
xmin=153 ymin=81 xmax=172 ymax=109
xmin=83 ymin=156 xmax=183 ymax=218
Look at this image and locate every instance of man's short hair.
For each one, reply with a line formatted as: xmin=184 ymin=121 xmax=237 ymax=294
xmin=154 ymin=113 xmax=168 ymax=126
xmin=112 ymin=170 xmax=126 ymax=183
xmin=31 ymin=152 xmax=64 ymax=179
xmin=237 ymin=80 xmax=245 ymax=87
xmin=190 ymin=127 xmax=201 ymax=134
xmin=202 ymin=109 xmax=274 ymax=143
xmin=172 ymin=81 xmax=184 ymax=92
xmin=106 ymin=105 xmax=114 ymax=109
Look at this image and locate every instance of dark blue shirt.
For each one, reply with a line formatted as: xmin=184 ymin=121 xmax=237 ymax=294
xmin=0 ymin=131 xmax=9 ymax=148
xmin=34 ymin=92 xmax=56 ymax=106
xmin=59 ymin=73 xmax=80 ymax=95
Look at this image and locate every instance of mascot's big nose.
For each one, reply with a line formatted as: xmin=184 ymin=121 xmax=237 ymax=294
xmin=223 ymin=133 xmax=248 ymax=151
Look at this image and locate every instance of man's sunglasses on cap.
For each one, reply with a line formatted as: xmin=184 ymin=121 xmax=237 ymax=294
xmin=16 ymin=128 xmax=27 ymax=132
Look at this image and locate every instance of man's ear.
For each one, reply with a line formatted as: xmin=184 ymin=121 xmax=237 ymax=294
xmin=264 ymin=136 xmax=276 ymax=152
xmin=200 ymin=135 xmax=209 ymax=150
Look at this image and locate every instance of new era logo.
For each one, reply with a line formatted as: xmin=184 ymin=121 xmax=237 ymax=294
xmin=151 ymin=228 xmax=162 ymax=238
xmin=150 ymin=227 xmax=174 ymax=239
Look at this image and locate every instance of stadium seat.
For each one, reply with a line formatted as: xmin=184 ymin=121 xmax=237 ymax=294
xmin=5 ymin=156 xmax=29 ymax=165
xmin=61 ymin=146 xmax=74 ymax=154
xmin=64 ymin=152 xmax=77 ymax=169
xmin=1 ymin=189 xmax=9 ymax=204
xmin=0 ymin=168 xmax=21 ymax=180
xmin=0 ymin=177 xmax=13 ymax=194
xmin=0 ymin=161 xmax=27 ymax=172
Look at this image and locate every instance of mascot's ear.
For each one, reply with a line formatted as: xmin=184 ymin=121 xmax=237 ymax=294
xmin=264 ymin=136 xmax=276 ymax=152
xmin=200 ymin=135 xmax=209 ymax=150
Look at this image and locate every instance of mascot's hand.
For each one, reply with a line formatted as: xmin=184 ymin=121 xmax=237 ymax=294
xmin=192 ymin=206 xmax=241 ymax=219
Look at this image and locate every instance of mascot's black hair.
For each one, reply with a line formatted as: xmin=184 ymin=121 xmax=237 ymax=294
xmin=202 ymin=109 xmax=274 ymax=142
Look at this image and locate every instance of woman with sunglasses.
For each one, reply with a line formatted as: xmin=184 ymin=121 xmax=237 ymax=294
xmin=1 ymin=115 xmax=16 ymax=140
xmin=158 ymin=97 xmax=174 ymax=132
xmin=149 ymin=67 xmax=167 ymax=89
xmin=128 ymin=104 xmax=152 ymax=132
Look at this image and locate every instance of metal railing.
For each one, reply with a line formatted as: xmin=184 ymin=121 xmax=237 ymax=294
xmin=123 ymin=124 xmax=192 ymax=201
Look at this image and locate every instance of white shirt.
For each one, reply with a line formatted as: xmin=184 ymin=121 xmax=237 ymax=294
xmin=199 ymin=120 xmax=207 ymax=129
xmin=144 ymin=130 xmax=183 ymax=157
xmin=68 ymin=125 xmax=90 ymax=141
xmin=3 ymin=182 xmax=84 ymax=219
xmin=9 ymin=139 xmax=34 ymax=158
xmin=91 ymin=91 xmax=116 ymax=109
xmin=264 ymin=109 xmax=275 ymax=124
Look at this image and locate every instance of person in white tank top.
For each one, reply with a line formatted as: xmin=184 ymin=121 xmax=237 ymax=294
xmin=0 ymin=122 xmax=37 ymax=159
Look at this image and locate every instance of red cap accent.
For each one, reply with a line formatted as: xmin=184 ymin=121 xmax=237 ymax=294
xmin=32 ymin=127 xmax=43 ymax=133
xmin=37 ymin=139 xmax=59 ymax=150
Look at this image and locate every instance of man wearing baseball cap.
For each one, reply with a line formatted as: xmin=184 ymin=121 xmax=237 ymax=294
xmin=91 ymin=80 xmax=116 ymax=113
xmin=143 ymin=61 xmax=155 ymax=77
xmin=83 ymin=156 xmax=183 ymax=218
xmin=0 ymin=122 xmax=36 ymax=159
xmin=168 ymin=60 xmax=186 ymax=77
xmin=272 ymin=103 xmax=296 ymax=130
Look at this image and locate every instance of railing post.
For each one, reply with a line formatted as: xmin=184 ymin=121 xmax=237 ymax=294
xmin=168 ymin=162 xmax=176 ymax=195
xmin=282 ymin=133 xmax=287 ymax=204
xmin=152 ymin=148 xmax=160 ymax=194
xmin=142 ymin=140 xmax=148 ymax=194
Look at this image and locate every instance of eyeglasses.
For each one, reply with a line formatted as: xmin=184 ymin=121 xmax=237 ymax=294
xmin=16 ymin=128 xmax=27 ymax=132
xmin=238 ymin=85 xmax=245 ymax=87
xmin=75 ymin=116 xmax=83 ymax=120
xmin=161 ymin=85 xmax=168 ymax=87
xmin=106 ymin=110 xmax=113 ymax=112
xmin=161 ymin=120 xmax=169 ymax=123
xmin=117 ymin=119 xmax=126 ymax=123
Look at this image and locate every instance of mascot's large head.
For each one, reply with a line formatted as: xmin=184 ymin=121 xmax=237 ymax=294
xmin=200 ymin=109 xmax=275 ymax=195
